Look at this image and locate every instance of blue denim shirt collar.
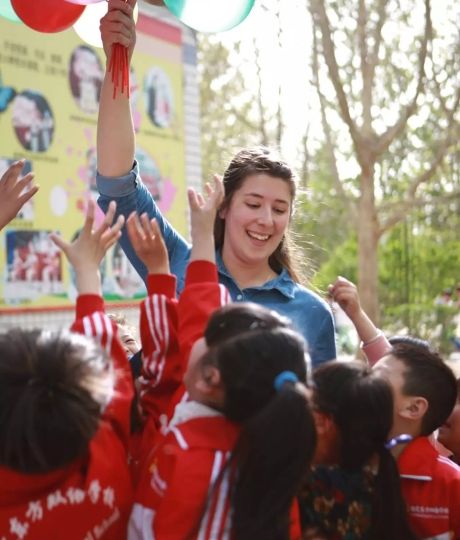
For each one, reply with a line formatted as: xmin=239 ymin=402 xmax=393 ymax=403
xmin=215 ymin=251 xmax=296 ymax=299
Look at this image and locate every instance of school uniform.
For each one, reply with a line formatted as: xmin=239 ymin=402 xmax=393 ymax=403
xmin=130 ymin=261 xmax=230 ymax=484
xmin=130 ymin=260 xmax=302 ymax=539
xmin=129 ymin=260 xmax=236 ymax=538
xmin=138 ymin=261 xmax=229 ymax=428
xmin=0 ymin=295 xmax=134 ymax=540
xmin=362 ymin=333 xmax=460 ymax=537
xmin=130 ymin=272 xmax=181 ymax=484
xmin=398 ymin=436 xmax=460 ymax=539
xmin=130 ymin=401 xmax=240 ymax=540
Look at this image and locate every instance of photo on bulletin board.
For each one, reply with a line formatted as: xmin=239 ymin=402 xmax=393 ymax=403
xmin=144 ymin=66 xmax=174 ymax=128
xmin=11 ymin=90 xmax=54 ymax=152
xmin=68 ymin=45 xmax=103 ymax=114
xmin=4 ymin=229 xmax=64 ymax=303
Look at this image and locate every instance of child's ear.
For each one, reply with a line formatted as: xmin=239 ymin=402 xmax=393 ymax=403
xmin=196 ymin=365 xmax=222 ymax=394
xmin=218 ymin=206 xmax=227 ymax=220
xmin=400 ymin=397 xmax=428 ymax=421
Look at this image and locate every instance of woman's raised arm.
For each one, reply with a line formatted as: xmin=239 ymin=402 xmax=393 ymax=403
xmin=97 ymin=0 xmax=136 ymax=177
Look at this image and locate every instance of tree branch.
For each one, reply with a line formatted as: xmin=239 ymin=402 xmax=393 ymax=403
xmin=311 ymin=28 xmax=356 ymax=216
xmin=275 ymin=5 xmax=283 ymax=147
xmin=299 ymin=126 xmax=310 ymax=190
xmin=231 ymin=109 xmax=258 ymax=131
xmin=374 ymin=0 xmax=431 ymax=157
xmin=309 ymin=0 xmax=362 ymax=149
xmin=358 ymin=0 xmax=373 ymax=134
xmin=252 ymin=36 xmax=269 ymax=146
xmin=367 ymin=0 xmax=388 ymax=97
xmin=407 ymin=88 xmax=460 ymax=199
xmin=378 ymin=100 xmax=460 ymax=237
xmin=431 ymin=57 xmax=452 ymax=117
xmin=379 ymin=188 xmax=460 ymax=236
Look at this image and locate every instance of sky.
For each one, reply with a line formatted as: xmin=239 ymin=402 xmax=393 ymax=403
xmin=203 ymin=0 xmax=457 ymax=173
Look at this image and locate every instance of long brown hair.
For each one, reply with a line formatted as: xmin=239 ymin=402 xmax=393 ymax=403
xmin=214 ymin=147 xmax=304 ymax=283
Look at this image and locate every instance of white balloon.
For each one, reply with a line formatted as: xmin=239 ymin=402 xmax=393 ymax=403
xmin=73 ymin=2 xmax=138 ymax=48
xmin=164 ymin=0 xmax=255 ymax=33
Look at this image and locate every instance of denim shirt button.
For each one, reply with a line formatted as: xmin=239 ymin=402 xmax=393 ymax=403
xmin=236 ymin=294 xmax=243 ymax=301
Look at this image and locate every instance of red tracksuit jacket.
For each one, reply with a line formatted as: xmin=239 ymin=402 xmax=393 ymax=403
xmin=130 ymin=260 xmax=242 ymax=539
xmin=130 ymin=261 xmax=231 ymax=485
xmin=0 ymin=295 xmax=134 ymax=540
xmin=398 ymin=436 xmax=460 ymax=539
xmin=129 ymin=272 xmax=181 ymax=483
xmin=129 ymin=260 xmax=302 ymax=539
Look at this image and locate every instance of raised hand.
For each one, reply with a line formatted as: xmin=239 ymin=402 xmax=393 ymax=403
xmin=126 ymin=212 xmax=169 ymax=275
xmin=100 ymin=0 xmax=137 ymax=62
xmin=328 ymin=276 xmax=362 ymax=321
xmin=50 ymin=200 xmax=124 ymax=294
xmin=0 ymin=160 xmax=39 ymax=230
xmin=188 ymin=174 xmax=224 ymax=262
xmin=328 ymin=276 xmax=380 ymax=344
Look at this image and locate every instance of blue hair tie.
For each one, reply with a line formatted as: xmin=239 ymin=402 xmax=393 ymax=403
xmin=384 ymin=434 xmax=413 ymax=450
xmin=274 ymin=371 xmax=298 ymax=392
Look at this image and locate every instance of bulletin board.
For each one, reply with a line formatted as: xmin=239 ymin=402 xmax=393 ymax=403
xmin=0 ymin=12 xmax=186 ymax=310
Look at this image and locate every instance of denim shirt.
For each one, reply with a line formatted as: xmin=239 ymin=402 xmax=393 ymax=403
xmin=97 ymin=161 xmax=336 ymax=367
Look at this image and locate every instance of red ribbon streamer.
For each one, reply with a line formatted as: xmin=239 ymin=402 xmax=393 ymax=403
xmin=108 ymin=43 xmax=130 ymax=99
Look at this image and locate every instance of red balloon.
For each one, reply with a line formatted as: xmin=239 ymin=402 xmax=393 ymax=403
xmin=65 ymin=0 xmax=104 ymax=4
xmin=11 ymin=0 xmax=85 ymax=33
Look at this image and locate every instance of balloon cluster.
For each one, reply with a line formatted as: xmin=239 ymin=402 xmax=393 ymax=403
xmin=3 ymin=0 xmax=133 ymax=97
xmin=2 ymin=0 xmax=136 ymax=46
xmin=163 ymin=0 xmax=255 ymax=33
xmin=0 ymin=0 xmax=256 ymax=98
xmin=1 ymin=0 xmax=256 ymax=36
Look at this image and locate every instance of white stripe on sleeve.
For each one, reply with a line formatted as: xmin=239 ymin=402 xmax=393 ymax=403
xmin=198 ymin=451 xmax=225 ymax=540
xmin=209 ymin=452 xmax=232 ymax=539
xmin=153 ymin=295 xmax=169 ymax=386
xmin=144 ymin=296 xmax=161 ymax=378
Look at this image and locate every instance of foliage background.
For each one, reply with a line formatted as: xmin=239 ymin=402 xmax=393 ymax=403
xmin=197 ymin=0 xmax=460 ymax=355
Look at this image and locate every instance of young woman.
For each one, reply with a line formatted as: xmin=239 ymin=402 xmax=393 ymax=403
xmin=95 ymin=0 xmax=336 ymax=368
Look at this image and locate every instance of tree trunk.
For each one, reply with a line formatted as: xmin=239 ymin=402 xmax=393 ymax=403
xmin=357 ymin=161 xmax=380 ymax=325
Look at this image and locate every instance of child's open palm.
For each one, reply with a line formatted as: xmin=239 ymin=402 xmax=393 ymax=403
xmin=188 ymin=175 xmax=224 ymax=263
xmin=188 ymin=174 xmax=224 ymax=240
xmin=50 ymin=200 xmax=124 ymax=295
xmin=51 ymin=200 xmax=124 ymax=271
xmin=126 ymin=213 xmax=169 ymax=275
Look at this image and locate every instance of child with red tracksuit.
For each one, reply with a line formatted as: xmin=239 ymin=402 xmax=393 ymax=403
xmin=0 ymin=200 xmax=134 ymax=539
xmin=329 ymin=276 xmax=460 ymax=539
xmin=126 ymin=178 xmax=317 ymax=540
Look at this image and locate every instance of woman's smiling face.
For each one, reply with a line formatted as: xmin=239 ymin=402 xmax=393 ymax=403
xmin=220 ymin=173 xmax=292 ymax=268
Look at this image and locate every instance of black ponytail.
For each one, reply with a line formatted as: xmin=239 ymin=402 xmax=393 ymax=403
xmin=371 ymin=447 xmax=417 ymax=540
xmin=233 ymin=385 xmax=316 ymax=540
xmin=201 ymin=326 xmax=316 ymax=540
